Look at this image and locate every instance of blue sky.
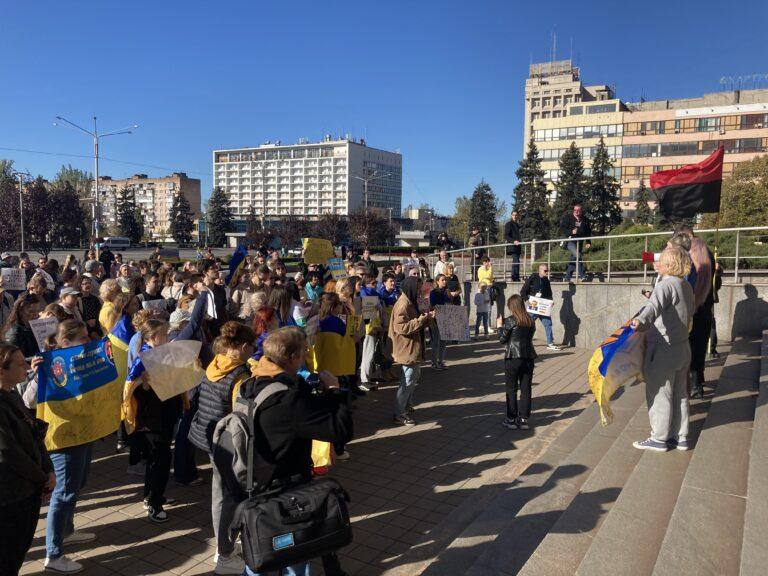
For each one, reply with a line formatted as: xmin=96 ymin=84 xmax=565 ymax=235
xmin=1 ymin=0 xmax=766 ymax=216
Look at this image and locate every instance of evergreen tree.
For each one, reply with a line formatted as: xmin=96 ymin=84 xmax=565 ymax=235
xmin=468 ymin=180 xmax=501 ymax=244
xmin=551 ymin=142 xmax=586 ymax=234
xmin=585 ymin=137 xmax=622 ymax=235
xmin=169 ymin=191 xmax=195 ymax=244
xmin=633 ymin=179 xmax=654 ymax=225
xmin=25 ymin=177 xmax=56 ymax=256
xmin=206 ymin=187 xmax=233 ymax=247
xmin=115 ymin=186 xmax=145 ymax=243
xmin=513 ymin=139 xmax=551 ymax=240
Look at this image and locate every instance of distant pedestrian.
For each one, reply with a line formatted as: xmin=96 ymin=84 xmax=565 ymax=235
xmin=521 ymin=265 xmax=561 ymax=350
xmin=474 ymin=283 xmax=491 ymax=338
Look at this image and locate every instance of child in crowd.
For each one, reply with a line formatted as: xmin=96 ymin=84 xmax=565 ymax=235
xmin=474 ymin=282 xmax=491 ymax=338
xmin=498 ymin=295 xmax=537 ymax=430
xmin=378 ymin=273 xmax=400 ymax=381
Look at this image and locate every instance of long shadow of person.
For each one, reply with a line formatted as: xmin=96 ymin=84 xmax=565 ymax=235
xmin=559 ymin=283 xmax=580 ymax=348
xmin=731 ymin=284 xmax=768 ymax=340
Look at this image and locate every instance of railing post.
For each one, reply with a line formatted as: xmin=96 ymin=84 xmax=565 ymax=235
xmin=734 ymin=230 xmax=740 ymax=284
xmin=523 ymin=243 xmax=528 ymax=279
xmin=607 ymin=238 xmax=612 ymax=282
xmin=575 ymin=242 xmax=581 ymax=282
xmin=547 ymin=241 xmax=551 ymax=279
xmin=643 ymin=236 xmax=649 ymax=283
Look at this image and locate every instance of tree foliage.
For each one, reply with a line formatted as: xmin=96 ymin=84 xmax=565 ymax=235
xmin=468 ymin=180 xmax=503 ymax=244
xmin=348 ymin=208 xmax=393 ymax=248
xmin=447 ymin=196 xmax=471 ymax=246
xmin=24 ymin=178 xmax=56 ymax=256
xmin=633 ymin=179 xmax=654 ymax=226
xmin=169 ymin=191 xmax=195 ymax=244
xmin=552 ymin=142 xmax=586 ymax=234
xmin=584 ymin=137 xmax=622 ymax=235
xmin=514 ymin=139 xmax=551 ymax=240
xmin=701 ymin=155 xmax=768 ymax=228
xmin=115 ymin=187 xmax=145 ymax=243
xmin=55 ymin=165 xmax=93 ymax=238
xmin=244 ymin=205 xmax=273 ymax=250
xmin=0 ymin=161 xmax=20 ymax=251
xmin=279 ymin=212 xmax=312 ymax=249
xmin=312 ymin=213 xmax=349 ymax=246
xmin=205 ymin=187 xmax=233 ymax=247
xmin=49 ymin=181 xmax=87 ymax=249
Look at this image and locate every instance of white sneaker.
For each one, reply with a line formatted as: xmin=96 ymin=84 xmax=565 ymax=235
xmin=126 ymin=462 xmax=146 ymax=476
xmin=215 ymin=553 xmax=246 ymax=575
xmin=63 ymin=531 xmax=96 ymax=545
xmin=44 ymin=555 xmax=84 ymax=574
xmin=546 ymin=343 xmax=562 ymax=351
xmin=335 ymin=450 xmax=351 ymax=461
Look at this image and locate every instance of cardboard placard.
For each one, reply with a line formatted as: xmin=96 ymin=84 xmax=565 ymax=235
xmin=29 ymin=317 xmax=59 ymax=351
xmin=327 ymin=258 xmax=347 ymax=280
xmin=140 ymin=340 xmax=204 ymax=402
xmin=526 ymin=297 xmax=553 ymax=317
xmin=141 ymin=298 xmax=168 ymax=312
xmin=1 ymin=268 xmax=26 ymax=291
xmin=302 ymin=238 xmax=334 ymax=264
xmin=435 ymin=305 xmax=470 ymax=342
xmin=361 ymin=296 xmax=379 ymax=320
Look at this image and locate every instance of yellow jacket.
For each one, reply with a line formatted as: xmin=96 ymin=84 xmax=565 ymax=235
xmin=478 ymin=266 xmax=494 ymax=286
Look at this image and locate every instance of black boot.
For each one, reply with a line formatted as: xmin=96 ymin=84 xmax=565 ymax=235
xmin=689 ymin=371 xmax=704 ymax=399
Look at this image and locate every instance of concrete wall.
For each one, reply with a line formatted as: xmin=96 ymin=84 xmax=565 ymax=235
xmin=464 ymin=281 xmax=768 ymax=350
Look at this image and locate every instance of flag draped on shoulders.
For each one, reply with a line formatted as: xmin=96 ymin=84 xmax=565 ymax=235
xmin=309 ymin=315 xmax=357 ymax=376
xmin=36 ymin=338 xmax=121 ymax=450
xmin=650 ymin=146 xmax=724 ymax=219
xmin=109 ymin=314 xmax=134 ymax=426
xmin=226 ymin=245 xmax=248 ymax=288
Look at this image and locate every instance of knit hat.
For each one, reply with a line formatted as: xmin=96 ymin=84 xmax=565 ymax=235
xmin=0 ymin=252 xmax=11 ymax=260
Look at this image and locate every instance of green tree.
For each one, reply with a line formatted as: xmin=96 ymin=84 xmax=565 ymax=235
xmin=447 ymin=195 xmax=471 ymax=246
xmin=468 ymin=180 xmax=501 ymax=244
xmin=25 ymin=177 xmax=56 ymax=256
xmin=54 ymin=165 xmax=93 ymax=241
xmin=514 ymin=139 xmax=551 ymax=240
xmin=701 ymin=155 xmax=768 ymax=228
xmin=206 ymin=187 xmax=233 ymax=247
xmin=49 ymin=181 xmax=87 ymax=248
xmin=585 ymin=137 xmax=622 ymax=235
xmin=0 ymin=161 xmax=20 ymax=251
xmin=633 ymin=179 xmax=654 ymax=225
xmin=551 ymin=142 xmax=586 ymax=234
xmin=169 ymin=191 xmax=195 ymax=244
xmin=115 ymin=187 xmax=145 ymax=243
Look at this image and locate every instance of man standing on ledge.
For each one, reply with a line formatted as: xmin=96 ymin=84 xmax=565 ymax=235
xmin=504 ymin=210 xmax=522 ymax=282
xmin=559 ymin=203 xmax=592 ymax=282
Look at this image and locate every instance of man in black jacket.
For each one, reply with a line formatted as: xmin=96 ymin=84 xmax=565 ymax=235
xmin=360 ymin=249 xmax=379 ymax=280
xmin=559 ymin=203 xmax=592 ymax=281
xmin=520 ymin=264 xmax=561 ymax=350
xmin=504 ymin=210 xmax=522 ymax=281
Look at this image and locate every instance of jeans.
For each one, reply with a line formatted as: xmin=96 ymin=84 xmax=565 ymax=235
xmin=395 ymin=364 xmax=421 ymax=419
xmin=565 ymin=241 xmax=585 ymax=280
xmin=505 ymin=358 xmax=534 ymax=420
xmin=530 ymin=313 xmax=554 ymax=345
xmin=46 ymin=443 xmax=93 ymax=559
xmin=430 ymin=323 xmax=446 ymax=366
xmin=174 ymin=401 xmax=199 ymax=484
xmin=245 ymin=562 xmax=310 ymax=575
xmin=475 ymin=312 xmax=489 ymax=336
xmin=210 ymin=455 xmax=237 ymax=556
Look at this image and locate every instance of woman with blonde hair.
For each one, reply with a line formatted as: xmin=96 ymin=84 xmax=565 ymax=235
xmin=98 ymin=279 xmax=123 ymax=333
xmin=631 ymin=246 xmax=695 ymax=452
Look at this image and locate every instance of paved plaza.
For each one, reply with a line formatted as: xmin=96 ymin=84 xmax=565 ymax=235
xmin=22 ymin=339 xmax=595 ymax=575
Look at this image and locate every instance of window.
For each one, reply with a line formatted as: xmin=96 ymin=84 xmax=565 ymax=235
xmin=698 ymin=117 xmax=720 ymax=132
xmin=531 ymin=112 xmax=540 ymax=121
xmin=570 ymin=106 xmax=583 ymax=116
xmin=553 ymin=96 xmax=561 ymax=106
xmin=564 ymin=95 xmax=572 ymax=105
xmin=588 ymin=103 xmax=617 ymax=114
xmin=741 ymin=114 xmax=767 ymax=129
xmin=531 ymin=98 xmax=539 ymax=108
xmin=542 ymin=111 xmax=551 ymax=119
xmin=542 ymin=97 xmax=551 ymax=107
xmin=553 ymin=110 xmax=562 ymax=118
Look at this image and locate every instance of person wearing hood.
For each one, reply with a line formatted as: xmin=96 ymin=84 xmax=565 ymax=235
xmin=188 ymin=321 xmax=255 ymax=575
xmin=389 ymin=277 xmax=434 ymax=426
xmin=377 ymin=273 xmax=400 ymax=381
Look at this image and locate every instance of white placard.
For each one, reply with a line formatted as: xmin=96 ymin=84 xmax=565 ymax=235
xmin=1 ymin=268 xmax=26 ymax=291
xmin=361 ymin=296 xmax=379 ymax=320
xmin=141 ymin=298 xmax=168 ymax=312
xmin=29 ymin=317 xmax=58 ymax=351
xmin=526 ymin=297 xmax=553 ymax=317
xmin=435 ymin=305 xmax=470 ymax=342
xmin=140 ymin=340 xmax=204 ymax=401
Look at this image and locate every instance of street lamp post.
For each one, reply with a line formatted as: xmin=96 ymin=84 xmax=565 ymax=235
xmin=53 ymin=116 xmax=138 ymax=255
xmin=11 ymin=171 xmax=30 ymax=252
xmin=352 ymin=170 xmax=392 ymax=211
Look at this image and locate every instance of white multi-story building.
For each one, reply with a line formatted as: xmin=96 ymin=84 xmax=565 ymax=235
xmin=213 ymin=137 xmax=402 ymax=219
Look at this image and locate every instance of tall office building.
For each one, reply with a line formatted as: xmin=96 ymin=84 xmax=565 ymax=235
xmin=525 ymin=60 xmax=768 ymax=218
xmin=213 ymin=137 xmax=402 ymax=219
xmin=94 ymin=172 xmax=201 ymax=239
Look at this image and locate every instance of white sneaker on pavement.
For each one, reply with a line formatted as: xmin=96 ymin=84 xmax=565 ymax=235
xmin=63 ymin=531 xmax=96 ymax=545
xmin=546 ymin=343 xmax=562 ymax=351
xmin=44 ymin=555 xmax=84 ymax=574
xmin=215 ymin=552 xmax=246 ymax=575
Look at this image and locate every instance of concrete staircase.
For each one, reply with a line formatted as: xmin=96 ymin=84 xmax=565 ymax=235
xmin=422 ymin=334 xmax=766 ymax=576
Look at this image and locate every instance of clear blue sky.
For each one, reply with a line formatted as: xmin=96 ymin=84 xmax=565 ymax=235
xmin=2 ymin=0 xmax=765 ymax=216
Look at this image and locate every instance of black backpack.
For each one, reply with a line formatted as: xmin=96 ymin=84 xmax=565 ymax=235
xmin=212 ymin=380 xmax=353 ymax=573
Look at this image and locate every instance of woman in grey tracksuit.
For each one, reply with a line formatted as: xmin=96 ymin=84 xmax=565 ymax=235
xmin=631 ymin=246 xmax=695 ymax=452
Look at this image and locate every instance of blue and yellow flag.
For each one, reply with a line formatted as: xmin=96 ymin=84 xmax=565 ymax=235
xmin=587 ymin=321 xmax=645 ymax=426
xmin=226 ymin=245 xmax=248 ymax=288
xmin=36 ymin=338 xmax=121 ymax=450
xmin=309 ymin=315 xmax=357 ymax=376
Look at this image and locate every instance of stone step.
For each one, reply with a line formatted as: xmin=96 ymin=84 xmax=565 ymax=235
xmin=516 ymin=401 xmax=648 ymax=576
xmin=459 ymin=382 xmax=647 ymax=576
xmin=739 ymin=331 xmax=768 ymax=576
xmin=651 ymin=337 xmax=761 ymax=576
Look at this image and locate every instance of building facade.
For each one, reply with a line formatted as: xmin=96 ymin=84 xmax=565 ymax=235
xmin=212 ymin=137 xmax=402 ymax=220
xmin=95 ymin=172 xmax=201 ymax=239
xmin=525 ymin=61 xmax=768 ymax=219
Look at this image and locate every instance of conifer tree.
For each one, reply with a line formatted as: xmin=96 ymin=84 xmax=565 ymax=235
xmin=169 ymin=191 xmax=195 ymax=244
xmin=115 ymin=186 xmax=145 ymax=243
xmin=552 ymin=142 xmax=586 ymax=234
xmin=633 ymin=179 xmax=654 ymax=225
xmin=585 ymin=137 xmax=622 ymax=235
xmin=205 ymin=187 xmax=233 ymax=247
xmin=513 ymin=139 xmax=551 ymax=240
xmin=468 ymin=180 xmax=501 ymax=244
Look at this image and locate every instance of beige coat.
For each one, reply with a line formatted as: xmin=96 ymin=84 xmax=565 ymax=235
xmin=388 ymin=294 xmax=429 ymax=365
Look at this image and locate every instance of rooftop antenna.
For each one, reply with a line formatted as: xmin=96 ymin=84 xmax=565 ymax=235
xmin=569 ymin=36 xmax=573 ymax=63
xmin=551 ymin=29 xmax=557 ymax=63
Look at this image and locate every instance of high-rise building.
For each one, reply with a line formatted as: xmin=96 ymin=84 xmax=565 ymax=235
xmin=212 ymin=137 xmax=402 ymax=219
xmin=94 ymin=172 xmax=201 ymax=239
xmin=525 ymin=60 xmax=768 ymax=219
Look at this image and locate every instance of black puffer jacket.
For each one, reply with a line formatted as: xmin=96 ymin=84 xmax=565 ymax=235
xmin=499 ymin=316 xmax=537 ymax=360
xmin=4 ymin=323 xmax=40 ymax=358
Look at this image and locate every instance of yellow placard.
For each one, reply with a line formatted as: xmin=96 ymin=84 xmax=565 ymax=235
xmin=302 ymin=238 xmax=334 ymax=264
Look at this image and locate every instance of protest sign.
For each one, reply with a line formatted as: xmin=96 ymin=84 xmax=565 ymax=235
xmin=361 ymin=296 xmax=379 ymax=320
xmin=327 ymin=258 xmax=347 ymax=280
xmin=436 ymin=305 xmax=470 ymax=342
xmin=140 ymin=340 xmax=204 ymax=402
xmin=29 ymin=317 xmax=58 ymax=351
xmin=302 ymin=238 xmax=334 ymax=264
xmin=141 ymin=298 xmax=168 ymax=312
xmin=1 ymin=268 xmax=26 ymax=291
xmin=525 ymin=297 xmax=553 ymax=317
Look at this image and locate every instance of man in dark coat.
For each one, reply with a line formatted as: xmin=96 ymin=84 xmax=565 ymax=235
xmin=504 ymin=210 xmax=522 ymax=281
xmin=559 ymin=203 xmax=592 ymax=281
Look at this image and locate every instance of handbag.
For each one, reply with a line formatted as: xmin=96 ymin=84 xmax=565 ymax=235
xmin=232 ymin=388 xmax=353 ymax=572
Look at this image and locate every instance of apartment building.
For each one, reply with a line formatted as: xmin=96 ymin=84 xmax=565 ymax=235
xmin=212 ymin=137 xmax=402 ymax=220
xmin=95 ymin=172 xmax=201 ymax=239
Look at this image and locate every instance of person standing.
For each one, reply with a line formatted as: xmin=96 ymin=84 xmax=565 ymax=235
xmin=467 ymin=227 xmax=485 ymax=280
xmin=504 ymin=210 xmax=522 ymax=282
xmin=0 ymin=344 xmax=55 ymax=576
xmin=429 ymin=275 xmax=450 ymax=369
xmin=520 ymin=265 xmax=561 ymax=351
xmin=389 ymin=278 xmax=434 ymax=426
xmin=444 ymin=263 xmax=462 ymax=305
xmin=433 ymin=251 xmax=453 ymax=279
xmin=709 ymin=261 xmax=724 ymax=359
xmin=474 ymin=283 xmax=491 ymax=339
xmin=498 ymin=295 xmax=537 ymax=430
xmin=360 ymin=249 xmax=379 ymax=280
xmin=559 ymin=203 xmax=592 ymax=281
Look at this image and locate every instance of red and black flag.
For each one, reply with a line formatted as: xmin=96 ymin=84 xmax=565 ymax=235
xmin=650 ymin=146 xmax=724 ymax=219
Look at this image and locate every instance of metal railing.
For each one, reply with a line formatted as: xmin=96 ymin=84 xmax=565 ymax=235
xmin=424 ymin=226 xmax=768 ymax=284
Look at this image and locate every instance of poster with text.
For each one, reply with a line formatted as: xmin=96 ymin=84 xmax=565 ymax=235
xmin=526 ymin=297 xmax=553 ymax=317
xmin=436 ymin=305 xmax=470 ymax=342
xmin=361 ymin=296 xmax=379 ymax=319
xmin=29 ymin=317 xmax=59 ymax=351
xmin=1 ymin=268 xmax=26 ymax=291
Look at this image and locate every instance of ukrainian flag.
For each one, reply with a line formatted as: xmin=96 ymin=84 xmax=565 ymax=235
xmin=587 ymin=321 xmax=645 ymax=426
xmin=309 ymin=315 xmax=357 ymax=376
xmin=122 ymin=345 xmax=148 ymax=435
xmin=226 ymin=245 xmax=248 ymax=288
xmin=36 ymin=338 xmax=120 ymax=450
